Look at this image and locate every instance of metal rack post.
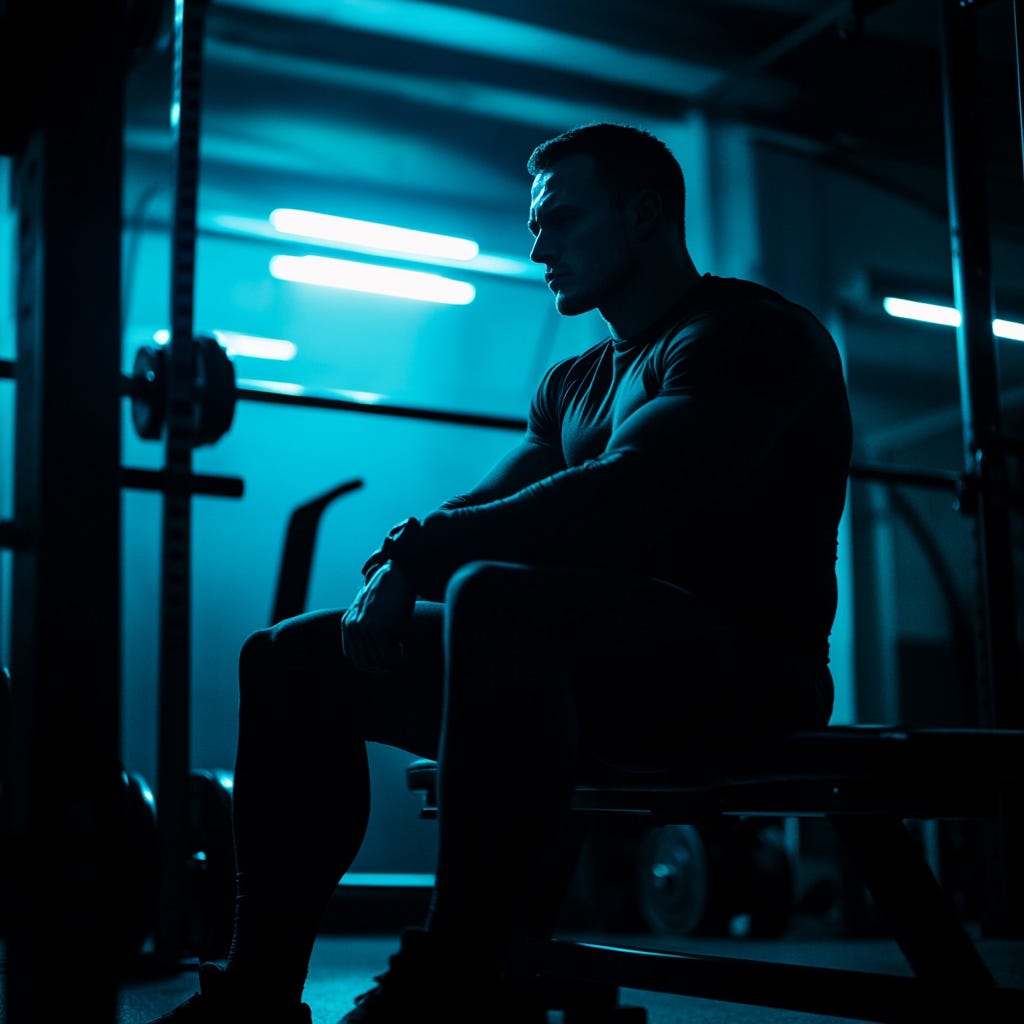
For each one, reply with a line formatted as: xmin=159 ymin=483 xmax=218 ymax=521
xmin=5 ymin=4 xmax=127 ymax=1021
xmin=941 ymin=0 xmax=1024 ymax=936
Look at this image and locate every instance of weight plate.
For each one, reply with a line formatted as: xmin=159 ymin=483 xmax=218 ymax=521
xmin=187 ymin=768 xmax=236 ymax=961
xmin=736 ymin=820 xmax=796 ymax=938
xmin=636 ymin=824 xmax=709 ymax=937
xmin=129 ymin=336 xmax=237 ymax=447
xmin=193 ymin=334 xmax=236 ymax=447
xmin=130 ymin=343 xmax=167 ymax=440
xmin=114 ymin=767 xmax=159 ymax=962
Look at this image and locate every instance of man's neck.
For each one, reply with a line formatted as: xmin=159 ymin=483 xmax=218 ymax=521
xmin=601 ymin=250 xmax=701 ymax=341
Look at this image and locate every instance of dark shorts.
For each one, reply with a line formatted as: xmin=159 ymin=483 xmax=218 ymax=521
xmin=249 ymin=560 xmax=833 ymax=771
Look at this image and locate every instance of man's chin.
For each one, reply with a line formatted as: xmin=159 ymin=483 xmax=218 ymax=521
xmin=555 ymin=291 xmax=596 ymax=316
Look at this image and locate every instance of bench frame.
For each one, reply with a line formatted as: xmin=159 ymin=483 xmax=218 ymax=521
xmin=406 ymin=726 xmax=1024 ymax=1023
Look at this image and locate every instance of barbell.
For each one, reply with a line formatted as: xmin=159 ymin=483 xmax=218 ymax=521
xmin=123 ymin=334 xmax=534 ymax=455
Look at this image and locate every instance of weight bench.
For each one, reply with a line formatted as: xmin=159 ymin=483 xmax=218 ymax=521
xmin=406 ymin=726 xmax=1024 ymax=1023
xmin=269 ymin=485 xmax=1024 ymax=1019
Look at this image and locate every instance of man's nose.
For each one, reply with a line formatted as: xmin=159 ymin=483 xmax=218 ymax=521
xmin=529 ymin=231 xmax=551 ymax=265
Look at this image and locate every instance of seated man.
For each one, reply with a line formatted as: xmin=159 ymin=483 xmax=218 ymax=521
xmin=149 ymin=121 xmax=852 ymax=1024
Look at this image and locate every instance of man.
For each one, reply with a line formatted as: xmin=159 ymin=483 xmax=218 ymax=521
xmin=149 ymin=122 xmax=852 ymax=1024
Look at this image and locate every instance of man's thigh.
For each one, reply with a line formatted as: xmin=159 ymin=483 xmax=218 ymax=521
xmin=362 ymin=599 xmax=447 ymax=757
xmin=445 ymin=560 xmax=833 ymax=766
xmin=444 ymin=561 xmax=751 ymax=763
xmin=263 ymin=601 xmax=447 ymax=760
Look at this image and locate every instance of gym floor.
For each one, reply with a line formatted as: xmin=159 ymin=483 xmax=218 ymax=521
xmin=2 ymin=874 xmax=1023 ymax=1022
xmin=0 ymin=922 xmax=1019 ymax=1022
xmin=108 ymin=928 xmax=1024 ymax=1024
xmin=109 ymin=924 xmax=1024 ymax=1024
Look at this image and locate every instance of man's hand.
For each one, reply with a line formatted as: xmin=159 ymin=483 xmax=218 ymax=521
xmin=341 ymin=562 xmax=417 ymax=673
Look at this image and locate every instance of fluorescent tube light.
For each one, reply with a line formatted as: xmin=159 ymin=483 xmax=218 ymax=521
xmin=269 ymin=254 xmax=476 ymax=305
xmin=339 ymin=873 xmax=435 ymax=888
xmin=153 ymin=329 xmax=297 ymax=361
xmin=270 ymin=208 xmax=479 ymax=262
xmin=212 ymin=331 xmax=298 ymax=361
xmin=994 ymin=318 xmax=1024 ymax=342
xmin=208 ymin=213 xmax=539 ymax=277
xmin=882 ymin=297 xmax=961 ymax=327
xmin=883 ymin=297 xmax=1024 ymax=341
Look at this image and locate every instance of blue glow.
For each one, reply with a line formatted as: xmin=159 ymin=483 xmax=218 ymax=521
xmin=882 ymin=297 xmax=960 ymax=327
xmin=234 ymin=0 xmax=720 ymax=95
xmin=212 ymin=331 xmax=298 ymax=361
xmin=339 ymin=873 xmax=435 ymax=888
xmin=883 ymin=297 xmax=1024 ymax=341
xmin=152 ymin=329 xmax=297 ymax=361
xmin=240 ymin=378 xmax=388 ymax=404
xmin=211 ymin=213 xmax=539 ymax=278
xmin=271 ymin=208 xmax=479 ymax=262
xmin=994 ymin=318 xmax=1024 ymax=342
xmin=170 ymin=0 xmax=183 ymax=130
xmin=269 ymin=254 xmax=476 ymax=305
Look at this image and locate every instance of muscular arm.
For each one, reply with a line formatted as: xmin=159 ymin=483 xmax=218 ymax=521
xmin=452 ymin=394 xmax=749 ymax=546
xmin=358 ymin=436 xmax=566 ymax=582
xmin=386 ymin=385 xmax=794 ymax=600
xmin=437 ymin=437 xmax=568 ymax=509
xmin=373 ymin=306 xmax=845 ymax=601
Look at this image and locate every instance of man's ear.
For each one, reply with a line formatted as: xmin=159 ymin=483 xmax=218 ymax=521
xmin=629 ymin=188 xmax=663 ymax=238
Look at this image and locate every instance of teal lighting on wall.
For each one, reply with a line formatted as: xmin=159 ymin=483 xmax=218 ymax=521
xmin=883 ymin=297 xmax=1024 ymax=341
xmin=269 ymin=253 xmax=476 ymax=305
xmin=270 ymin=208 xmax=479 ymax=262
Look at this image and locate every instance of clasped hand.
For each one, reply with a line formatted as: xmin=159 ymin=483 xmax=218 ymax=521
xmin=340 ymin=561 xmax=417 ymax=673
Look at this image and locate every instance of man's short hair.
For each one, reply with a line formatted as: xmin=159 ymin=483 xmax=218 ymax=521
xmin=527 ymin=122 xmax=686 ymax=237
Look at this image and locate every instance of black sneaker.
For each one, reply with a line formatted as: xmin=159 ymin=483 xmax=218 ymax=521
xmin=339 ymin=928 xmax=548 ymax=1023
xmin=148 ymin=962 xmax=313 ymax=1023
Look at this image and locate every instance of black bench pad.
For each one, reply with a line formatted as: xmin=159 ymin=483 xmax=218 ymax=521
xmin=407 ymin=725 xmax=1024 ymax=820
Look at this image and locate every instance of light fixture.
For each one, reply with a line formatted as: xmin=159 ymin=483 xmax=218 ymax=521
xmin=211 ymin=331 xmax=298 ymax=361
xmin=152 ymin=329 xmax=297 ymax=361
xmin=269 ymin=254 xmax=476 ymax=305
xmin=270 ymin=208 xmax=479 ymax=262
xmin=206 ymin=213 xmax=539 ymax=278
xmin=883 ymin=297 xmax=1024 ymax=341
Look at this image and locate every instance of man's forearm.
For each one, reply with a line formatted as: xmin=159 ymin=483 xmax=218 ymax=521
xmin=367 ymin=448 xmax=677 ymax=600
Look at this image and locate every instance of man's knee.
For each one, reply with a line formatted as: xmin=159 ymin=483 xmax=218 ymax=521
xmin=238 ymin=626 xmax=276 ymax=696
xmin=444 ymin=559 xmax=530 ymax=618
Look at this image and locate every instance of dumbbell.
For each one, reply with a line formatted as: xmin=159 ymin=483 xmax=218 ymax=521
xmin=0 ymin=665 xmax=235 ymax=964
xmin=113 ymin=765 xmax=236 ymax=966
xmin=113 ymin=766 xmax=161 ymax=962
xmin=186 ymin=767 xmax=236 ymax=961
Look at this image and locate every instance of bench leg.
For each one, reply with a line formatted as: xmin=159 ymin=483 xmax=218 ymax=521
xmin=828 ymin=813 xmax=996 ymax=990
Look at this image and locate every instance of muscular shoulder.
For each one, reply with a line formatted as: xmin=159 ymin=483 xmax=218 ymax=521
xmin=653 ymin=276 xmax=842 ymax=393
xmin=527 ymin=337 xmax=613 ymax=442
xmin=689 ymin=277 xmax=835 ymax=350
xmin=532 ymin=337 xmax=613 ymax=408
xmin=544 ymin=338 xmax=613 ymax=388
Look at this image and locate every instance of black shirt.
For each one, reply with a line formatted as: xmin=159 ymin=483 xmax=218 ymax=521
xmin=392 ymin=274 xmax=852 ymax=658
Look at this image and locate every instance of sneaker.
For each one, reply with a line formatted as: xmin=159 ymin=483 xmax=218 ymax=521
xmin=338 ymin=927 xmax=548 ymax=1023
xmin=148 ymin=962 xmax=313 ymax=1023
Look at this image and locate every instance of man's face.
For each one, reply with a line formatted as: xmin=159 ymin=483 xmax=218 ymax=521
xmin=528 ymin=154 xmax=635 ymax=317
